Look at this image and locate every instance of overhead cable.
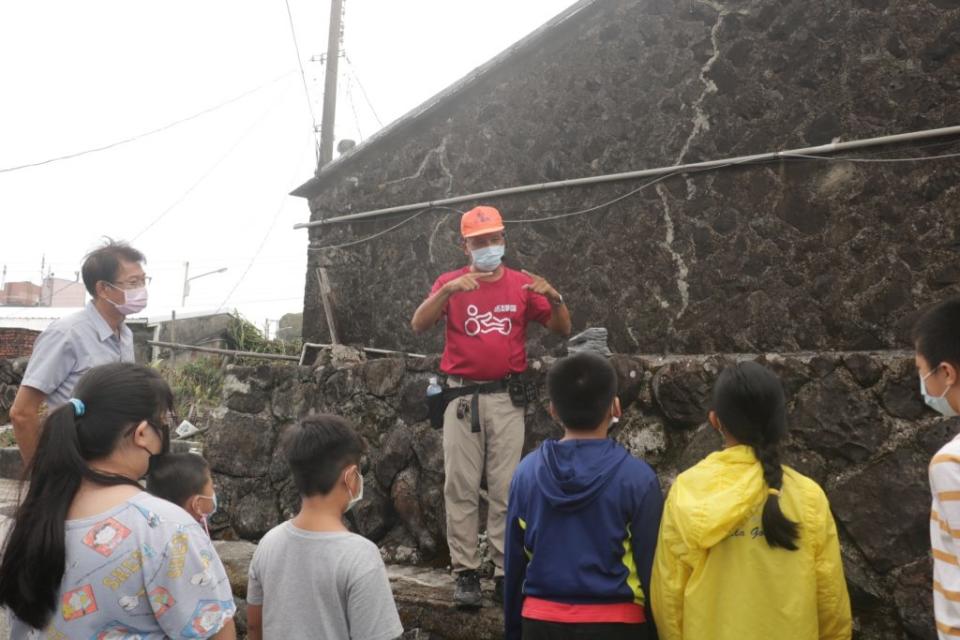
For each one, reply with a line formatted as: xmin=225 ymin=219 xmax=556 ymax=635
xmin=131 ymin=81 xmax=297 ymax=241
xmin=216 ymin=138 xmax=315 ymax=312
xmin=308 ymin=205 xmax=465 ymax=252
xmin=344 ymin=53 xmax=384 ymax=127
xmin=305 ymin=137 xmax=960 ymax=250
xmin=294 ymin=123 xmax=960 ymax=229
xmin=0 ymin=71 xmax=295 ymax=175
xmin=282 ymin=0 xmax=322 ymax=158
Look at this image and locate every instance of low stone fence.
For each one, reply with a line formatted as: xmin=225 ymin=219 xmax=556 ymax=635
xmin=204 ymin=348 xmax=952 ymax=639
xmin=0 ymin=357 xmax=26 ymax=424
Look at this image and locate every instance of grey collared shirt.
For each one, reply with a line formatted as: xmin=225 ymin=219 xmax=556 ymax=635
xmin=20 ymin=301 xmax=135 ymax=407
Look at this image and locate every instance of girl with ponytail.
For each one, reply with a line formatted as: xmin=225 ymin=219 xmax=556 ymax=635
xmin=0 ymin=362 xmax=236 ymax=639
xmin=650 ymin=361 xmax=851 ymax=640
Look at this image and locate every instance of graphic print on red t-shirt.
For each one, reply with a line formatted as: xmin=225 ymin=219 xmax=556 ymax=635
xmin=429 ymin=267 xmax=553 ymax=380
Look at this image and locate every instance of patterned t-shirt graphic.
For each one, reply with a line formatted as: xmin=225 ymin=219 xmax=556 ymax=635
xmin=464 ymin=304 xmax=513 ymax=336
xmin=10 ymin=492 xmax=235 ymax=640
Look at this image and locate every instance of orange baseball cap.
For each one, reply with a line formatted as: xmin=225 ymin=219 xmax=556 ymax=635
xmin=460 ymin=206 xmax=504 ymax=238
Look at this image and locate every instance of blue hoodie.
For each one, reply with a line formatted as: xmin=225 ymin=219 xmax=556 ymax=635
xmin=504 ymin=438 xmax=663 ymax=639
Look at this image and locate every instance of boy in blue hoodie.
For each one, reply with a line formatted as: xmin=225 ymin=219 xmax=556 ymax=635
xmin=504 ymin=352 xmax=663 ymax=640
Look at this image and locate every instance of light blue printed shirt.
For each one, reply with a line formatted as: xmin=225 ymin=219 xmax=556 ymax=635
xmin=20 ymin=302 xmax=135 ymax=407
xmin=10 ymin=492 xmax=236 ymax=639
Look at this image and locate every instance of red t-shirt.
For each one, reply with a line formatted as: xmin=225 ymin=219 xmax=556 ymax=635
xmin=429 ymin=266 xmax=553 ymax=380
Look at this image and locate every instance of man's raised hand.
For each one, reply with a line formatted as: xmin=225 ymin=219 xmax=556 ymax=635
xmin=521 ymin=269 xmax=561 ymax=304
xmin=443 ymin=272 xmax=483 ymax=295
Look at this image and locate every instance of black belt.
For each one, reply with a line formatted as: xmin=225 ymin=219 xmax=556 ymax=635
xmin=444 ymin=379 xmax=508 ymax=432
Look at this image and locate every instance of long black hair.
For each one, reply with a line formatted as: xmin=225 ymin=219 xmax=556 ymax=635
xmin=713 ymin=361 xmax=799 ymax=551
xmin=0 ymin=363 xmax=173 ymax=629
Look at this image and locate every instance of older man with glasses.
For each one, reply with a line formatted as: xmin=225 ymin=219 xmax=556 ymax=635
xmin=411 ymin=205 xmax=572 ymax=608
xmin=10 ymin=238 xmax=149 ymax=463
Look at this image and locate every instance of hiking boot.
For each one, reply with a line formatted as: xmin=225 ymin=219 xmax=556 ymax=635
xmin=454 ymin=570 xmax=482 ymax=608
xmin=493 ymin=576 xmax=504 ymax=604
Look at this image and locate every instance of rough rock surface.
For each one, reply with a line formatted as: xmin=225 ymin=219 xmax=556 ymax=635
xmin=298 ymin=0 xmax=960 ymax=357
xmin=0 ymin=357 xmax=26 ymax=424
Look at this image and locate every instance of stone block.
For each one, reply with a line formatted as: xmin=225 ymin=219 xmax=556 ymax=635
xmin=842 ymin=353 xmax=885 ymax=388
xmin=790 ymin=369 xmax=889 ymax=464
xmin=828 ymin=448 xmax=931 ymax=573
xmin=271 ymin=381 xmax=319 ymax=422
xmin=206 ymin=411 xmax=276 ymax=478
xmin=652 ymin=357 xmax=727 ymax=428
xmin=213 ymin=475 xmax=281 ymax=540
xmin=349 ymin=473 xmax=395 ymax=543
xmin=212 ymin=540 xmax=257 ymax=598
xmin=609 ymin=354 xmax=645 ymax=411
xmin=0 ymin=447 xmax=23 ymax=480
xmin=376 ymin=424 xmax=415 ymax=489
xmin=894 ymin=558 xmax=936 ymax=640
xmin=880 ymin=358 xmax=927 ymax=420
xmin=363 ymin=358 xmax=406 ymax=398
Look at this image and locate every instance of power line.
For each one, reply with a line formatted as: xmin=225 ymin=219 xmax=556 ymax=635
xmin=131 ymin=80 xmax=297 ymax=241
xmin=344 ymin=53 xmax=383 ymax=127
xmin=178 ymin=295 xmax=304 ymax=306
xmin=305 ymin=141 xmax=960 ymax=249
xmin=308 ymin=206 xmax=465 ymax=252
xmin=0 ymin=71 xmax=295 ymax=175
xmin=282 ymin=0 xmax=322 ymax=159
xmin=781 ymin=150 xmax=960 ymax=163
xmin=216 ymin=139 xmax=314 ymax=312
xmin=344 ymin=73 xmax=365 ymax=141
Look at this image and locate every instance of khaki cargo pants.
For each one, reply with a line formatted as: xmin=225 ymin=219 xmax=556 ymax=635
xmin=442 ymin=379 xmax=525 ymax=576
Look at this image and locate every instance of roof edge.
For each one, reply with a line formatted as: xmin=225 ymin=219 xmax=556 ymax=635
xmin=291 ymin=0 xmax=602 ymax=200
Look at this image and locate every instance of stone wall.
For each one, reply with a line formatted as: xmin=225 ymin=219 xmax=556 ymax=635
xmin=0 ymin=358 xmax=26 ymax=424
xmin=299 ymin=0 xmax=960 ymax=356
xmin=206 ymin=350 xmax=951 ymax=639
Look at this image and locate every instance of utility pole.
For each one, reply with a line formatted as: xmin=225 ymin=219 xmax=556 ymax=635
xmin=319 ymin=0 xmax=344 ymax=166
xmin=182 ymin=261 xmax=228 ymax=307
xmin=182 ymin=261 xmax=190 ymax=307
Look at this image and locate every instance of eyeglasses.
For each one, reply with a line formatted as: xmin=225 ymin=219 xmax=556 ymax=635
xmin=110 ymin=275 xmax=151 ymax=289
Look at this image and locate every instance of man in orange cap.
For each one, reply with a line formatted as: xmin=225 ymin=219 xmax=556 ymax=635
xmin=411 ymin=205 xmax=571 ymax=608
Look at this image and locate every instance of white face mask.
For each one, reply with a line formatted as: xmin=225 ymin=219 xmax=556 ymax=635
xmin=470 ymin=245 xmax=504 ymax=272
xmin=105 ymin=282 xmax=149 ymax=315
xmin=345 ymin=468 xmax=364 ymax=512
xmin=921 ymin=367 xmax=958 ymax=417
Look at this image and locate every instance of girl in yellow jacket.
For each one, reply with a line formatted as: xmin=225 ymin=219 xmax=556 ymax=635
xmin=651 ymin=361 xmax=852 ymax=640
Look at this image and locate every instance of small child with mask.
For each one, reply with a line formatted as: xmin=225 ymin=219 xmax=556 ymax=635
xmin=245 ymin=415 xmax=403 ymax=640
xmin=912 ymin=297 xmax=960 ymax=635
xmin=146 ymin=453 xmax=218 ymax=535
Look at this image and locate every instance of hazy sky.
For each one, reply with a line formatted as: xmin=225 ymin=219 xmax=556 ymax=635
xmin=0 ymin=1 xmax=574 ymax=334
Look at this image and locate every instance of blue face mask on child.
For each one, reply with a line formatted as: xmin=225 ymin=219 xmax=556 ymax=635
xmin=921 ymin=367 xmax=958 ymax=417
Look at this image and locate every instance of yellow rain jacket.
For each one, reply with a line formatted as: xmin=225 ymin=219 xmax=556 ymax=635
xmin=651 ymin=445 xmax=851 ymax=640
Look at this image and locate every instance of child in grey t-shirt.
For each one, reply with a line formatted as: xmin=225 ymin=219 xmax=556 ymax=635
xmin=246 ymin=415 xmax=402 ymax=640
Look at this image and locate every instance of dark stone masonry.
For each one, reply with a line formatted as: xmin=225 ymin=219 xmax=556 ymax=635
xmin=207 ymin=350 xmax=952 ymax=639
xmin=297 ymin=0 xmax=960 ymax=357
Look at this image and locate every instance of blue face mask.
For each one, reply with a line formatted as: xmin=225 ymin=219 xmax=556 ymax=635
xmin=471 ymin=245 xmax=504 ymax=272
xmin=921 ymin=367 xmax=958 ymax=417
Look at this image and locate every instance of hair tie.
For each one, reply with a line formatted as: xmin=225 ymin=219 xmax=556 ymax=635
xmin=768 ymin=488 xmax=781 ymax=497
xmin=68 ymin=398 xmax=86 ymax=417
